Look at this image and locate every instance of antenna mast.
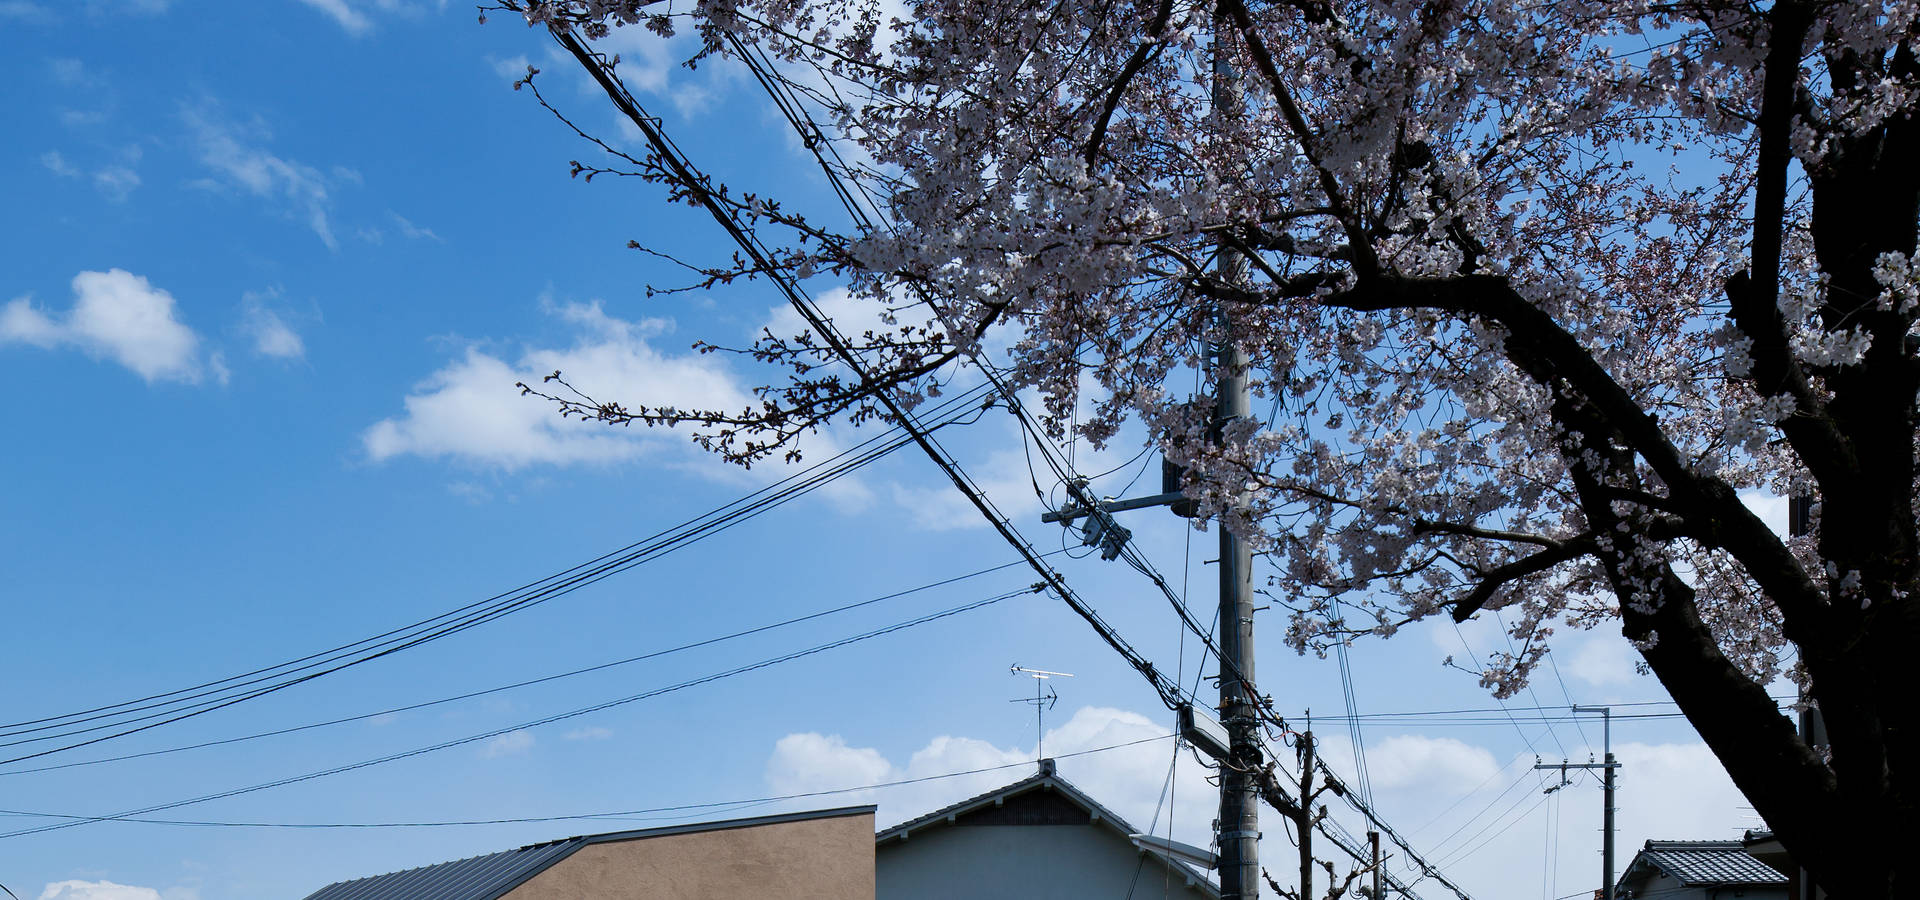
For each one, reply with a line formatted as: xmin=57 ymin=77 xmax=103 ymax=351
xmin=1010 ymin=665 xmax=1074 ymax=758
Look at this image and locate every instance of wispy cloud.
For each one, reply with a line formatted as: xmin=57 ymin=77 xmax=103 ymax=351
xmin=480 ymin=729 xmax=535 ymax=758
xmin=47 ymin=57 xmax=98 ymax=88
xmin=39 ymin=150 xmax=78 ymax=177
xmin=297 ymin=0 xmax=371 ymax=34
xmin=297 ymin=0 xmax=433 ymax=36
xmin=388 ymin=211 xmax=441 ymax=242
xmin=0 ymin=2 xmax=49 ymax=21
xmin=183 ymin=102 xmax=343 ymax=249
xmin=239 ymin=290 xmax=306 ymax=360
xmin=43 ymin=146 xmax=142 ymax=201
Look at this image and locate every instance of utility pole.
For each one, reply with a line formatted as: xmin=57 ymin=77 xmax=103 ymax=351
xmin=1211 ymin=9 xmax=1260 ymax=898
xmin=1536 ymin=706 xmax=1619 ymax=900
xmin=1370 ymin=831 xmax=1382 ymax=900
xmin=1033 ymin=22 xmax=1261 ymax=894
xmin=1215 ymin=322 xmax=1261 ymax=900
xmin=1296 ymin=732 xmax=1316 ymax=900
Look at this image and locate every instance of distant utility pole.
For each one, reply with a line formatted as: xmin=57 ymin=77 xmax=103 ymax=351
xmin=1009 ymin=665 xmax=1073 ymax=759
xmin=1535 ymin=706 xmax=1619 ymax=900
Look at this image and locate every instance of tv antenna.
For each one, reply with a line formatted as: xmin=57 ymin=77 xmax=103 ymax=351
xmin=1010 ymin=665 xmax=1073 ymax=758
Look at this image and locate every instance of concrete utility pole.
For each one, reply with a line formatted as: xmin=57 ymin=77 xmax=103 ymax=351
xmin=1295 ymin=732 xmax=1316 ymax=900
xmin=1214 ymin=313 xmax=1261 ymax=900
xmin=1536 ymin=706 xmax=1619 ymax=900
xmin=1211 ymin=12 xmax=1260 ymax=899
xmin=1037 ymin=22 xmax=1262 ymax=896
xmin=1369 ymin=830 xmax=1382 ymax=900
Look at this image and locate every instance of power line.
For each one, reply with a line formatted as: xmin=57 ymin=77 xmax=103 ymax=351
xmin=721 ymin=32 xmax=1271 ymax=736
xmin=547 ymin=27 xmax=1199 ymax=718
xmin=1311 ymin=755 xmax=1475 ymax=900
xmin=0 ymin=550 xmax=1060 ymax=777
xmin=0 ymin=733 xmax=1171 ymax=830
xmin=0 ymin=586 xmax=1037 ymax=840
xmin=1436 ymin=788 xmax=1554 ymax=870
xmin=0 ymin=383 xmax=995 ymax=763
xmin=1430 ymin=772 xmax=1552 ymax=867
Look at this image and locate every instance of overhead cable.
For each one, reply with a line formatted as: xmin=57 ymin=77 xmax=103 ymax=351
xmin=0 ymin=586 xmax=1038 ymax=839
xmin=0 ymin=383 xmax=994 ymax=763
xmin=1 ymin=549 xmax=1058 ymax=777
xmin=549 ymin=27 xmax=1196 ymax=713
xmin=0 ymin=732 xmax=1172 ymax=830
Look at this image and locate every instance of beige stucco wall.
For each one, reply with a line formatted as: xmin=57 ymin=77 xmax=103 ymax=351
xmin=505 ymin=810 xmax=875 ymax=900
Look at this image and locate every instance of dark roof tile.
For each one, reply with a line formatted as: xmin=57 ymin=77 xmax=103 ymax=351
xmin=1635 ymin=840 xmax=1788 ymax=886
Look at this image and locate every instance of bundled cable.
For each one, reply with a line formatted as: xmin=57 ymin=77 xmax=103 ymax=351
xmin=0 ymin=382 xmax=997 ymax=765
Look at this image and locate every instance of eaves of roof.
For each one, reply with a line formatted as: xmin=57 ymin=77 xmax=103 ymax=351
xmin=300 ymin=805 xmax=876 ymax=900
xmin=875 ymin=761 xmax=1219 ymax=898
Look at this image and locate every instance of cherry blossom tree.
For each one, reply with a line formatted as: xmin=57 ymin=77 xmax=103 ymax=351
xmin=494 ymin=1 xmax=1918 ymax=895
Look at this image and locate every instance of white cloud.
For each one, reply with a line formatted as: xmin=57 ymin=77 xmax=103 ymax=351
xmin=564 ymin=726 xmax=614 ymax=741
xmin=239 ymin=291 xmax=305 ymax=360
xmin=886 ymin=445 xmax=1045 ymax=531
xmin=2 ymin=270 xmax=210 ymax=383
xmin=41 ymin=147 xmax=141 ymax=200
xmin=0 ymin=1 xmax=48 ymax=20
xmin=1565 ymin=634 xmax=1640 ymax=687
xmin=765 ymin=732 xmax=896 ymax=797
xmin=1612 ymin=740 xmax=1754 ymax=838
xmin=297 ymin=0 xmax=432 ymax=35
xmin=480 ymin=729 xmax=535 ymax=758
xmin=93 ymin=165 xmax=140 ymax=200
xmin=40 ymin=150 xmax=78 ymax=177
xmin=491 ymin=54 xmax=532 ymax=83
xmin=297 ymin=0 xmax=370 ymax=33
xmin=1 ymin=296 xmax=64 ymax=346
xmin=587 ymin=28 xmax=718 ymax=118
xmin=47 ymin=57 xmax=93 ymax=87
xmin=1360 ymin=734 xmax=1500 ymax=792
xmin=1740 ymin=489 xmax=1791 ymax=538
xmin=765 ymin=707 xmax=1212 ymax=848
xmin=364 ymin=300 xmax=759 ymax=470
xmin=766 ymin=711 xmax=1763 ymax=900
xmin=388 ymin=211 xmax=441 ymax=242
xmin=184 ymin=103 xmax=342 ymax=249
xmin=39 ymin=881 xmax=162 ymax=900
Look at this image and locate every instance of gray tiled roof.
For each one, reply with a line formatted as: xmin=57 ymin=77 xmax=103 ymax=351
xmin=302 ymin=838 xmax=580 ymax=900
xmin=298 ymin=806 xmax=875 ymax=900
xmin=1635 ymin=840 xmax=1789 ymax=886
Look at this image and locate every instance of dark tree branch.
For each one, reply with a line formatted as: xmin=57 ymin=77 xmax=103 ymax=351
xmin=1448 ymin=537 xmax=1597 ymax=622
xmin=1324 ymin=273 xmax=1830 ymax=629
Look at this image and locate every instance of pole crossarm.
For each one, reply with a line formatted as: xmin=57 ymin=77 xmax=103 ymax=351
xmin=1040 ymin=490 xmax=1187 ymax=523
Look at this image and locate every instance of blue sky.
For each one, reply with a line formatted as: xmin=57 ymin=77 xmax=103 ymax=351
xmin=2 ymin=4 xmax=1779 ymax=900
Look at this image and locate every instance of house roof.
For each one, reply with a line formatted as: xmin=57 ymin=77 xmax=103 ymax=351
xmin=299 ymin=806 xmax=876 ymax=900
xmin=875 ymin=758 xmax=1220 ymax=898
xmin=1625 ymin=840 xmax=1789 ymax=887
